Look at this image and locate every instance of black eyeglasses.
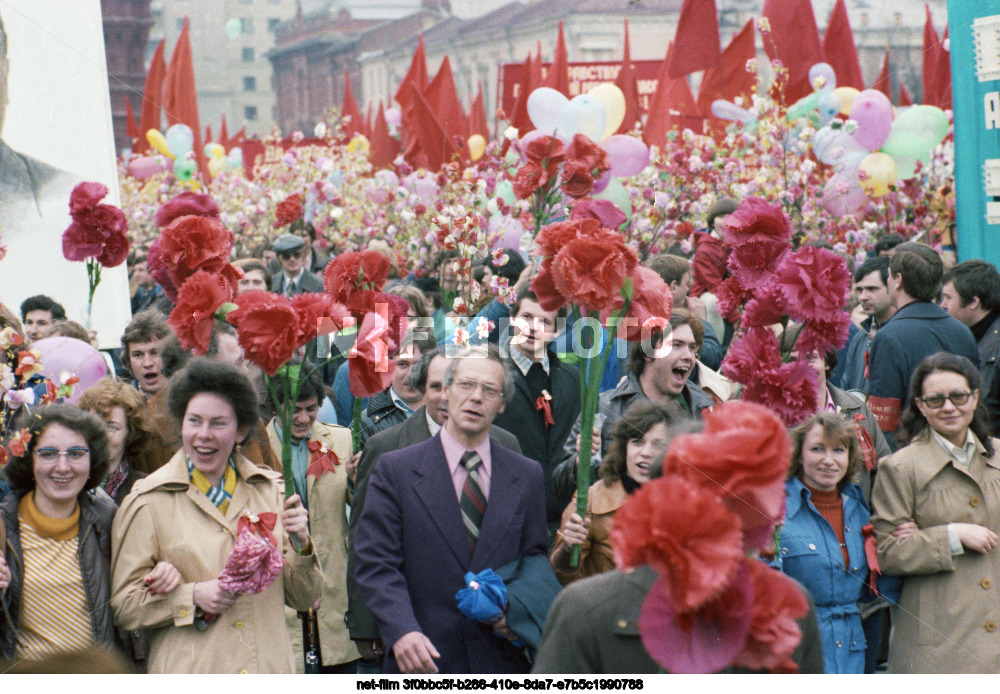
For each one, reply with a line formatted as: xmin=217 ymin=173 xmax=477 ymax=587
xmin=918 ymin=390 xmax=974 ymax=409
xmin=277 ymin=250 xmax=300 ymax=261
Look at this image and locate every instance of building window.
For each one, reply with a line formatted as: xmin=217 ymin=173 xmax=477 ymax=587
xmin=245 ymin=106 xmax=258 ymax=121
xmin=240 ymin=18 xmax=254 ymax=34
xmin=894 ymin=13 xmax=902 ymax=27
xmin=242 ymin=47 xmax=254 ymax=62
xmin=268 ymin=18 xmax=280 ymax=31
xmin=243 ymin=76 xmax=257 ymax=91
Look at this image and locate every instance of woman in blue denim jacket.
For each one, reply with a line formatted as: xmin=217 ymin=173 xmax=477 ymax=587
xmin=774 ymin=412 xmax=900 ymax=673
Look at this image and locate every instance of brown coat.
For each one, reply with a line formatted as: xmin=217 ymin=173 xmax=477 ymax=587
xmin=550 ymin=480 xmax=626 ymax=585
xmin=109 ymin=450 xmax=323 ymax=673
xmin=871 ymin=433 xmax=1000 ymax=673
xmin=135 ymin=388 xmax=281 ymax=475
xmin=266 ymin=420 xmax=360 ymax=668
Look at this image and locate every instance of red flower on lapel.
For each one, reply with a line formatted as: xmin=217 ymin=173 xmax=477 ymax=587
xmin=307 ymin=440 xmax=340 ymax=478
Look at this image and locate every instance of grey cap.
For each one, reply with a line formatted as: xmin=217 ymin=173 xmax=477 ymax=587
xmin=272 ymin=233 xmax=305 ymax=253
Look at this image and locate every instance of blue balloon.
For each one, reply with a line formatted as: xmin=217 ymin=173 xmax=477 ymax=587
xmin=165 ymin=123 xmax=194 ymax=157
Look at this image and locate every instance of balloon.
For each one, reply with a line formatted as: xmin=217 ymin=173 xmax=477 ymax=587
xmin=893 ymin=156 xmax=919 ymax=180
xmin=33 ymin=337 xmax=108 ymax=405
xmin=561 ymin=94 xmax=607 ymax=141
xmin=816 ymin=91 xmax=842 ymax=125
xmin=467 ymin=134 xmax=487 ymax=161
xmin=822 ymin=173 xmax=866 ymax=216
xmin=384 ymin=108 xmax=402 ymax=128
xmin=146 ymin=129 xmax=172 ymax=158
xmin=880 ymin=105 xmax=949 ymax=159
xmin=347 ymin=135 xmax=370 ymax=153
xmin=126 ymin=156 xmax=167 ymax=180
xmin=374 ymin=169 xmax=399 ymax=189
xmin=225 ymin=18 xmax=242 ymax=39
xmin=808 ymin=63 xmax=837 ymax=92
xmin=858 ymin=152 xmax=898 ymax=197
xmin=592 ymin=169 xmax=611 ymax=195
xmin=495 ymin=179 xmax=515 ymax=206
xmin=588 ymin=84 xmax=626 ymax=139
xmin=226 ymin=147 xmax=243 ymax=171
xmin=208 ymin=158 xmax=224 ymax=177
xmin=834 ymin=87 xmax=860 ymax=116
xmin=849 ymin=90 xmax=893 ymax=151
xmin=526 ymin=87 xmax=569 ymax=134
xmin=711 ymin=99 xmax=754 ymax=123
xmin=602 ymin=135 xmax=650 ymax=177
xmin=786 ymin=93 xmax=820 ymax=122
xmin=592 ymin=178 xmax=631 ymax=222
xmin=165 ymin=123 xmax=194 ymax=157
xmin=204 ymin=142 xmax=225 ymax=159
xmin=173 ymin=155 xmax=196 ymax=181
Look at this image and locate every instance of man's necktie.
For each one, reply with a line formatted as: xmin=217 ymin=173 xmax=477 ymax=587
xmin=459 ymin=451 xmax=487 ymax=552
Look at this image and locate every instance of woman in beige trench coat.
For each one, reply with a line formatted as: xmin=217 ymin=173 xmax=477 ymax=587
xmin=110 ymin=359 xmax=323 ymax=673
xmin=871 ymin=353 xmax=1000 ymax=673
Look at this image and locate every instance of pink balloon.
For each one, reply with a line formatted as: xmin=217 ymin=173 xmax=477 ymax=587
xmin=591 ymin=169 xmax=611 ymax=194
xmin=602 ymin=135 xmax=650 ymax=177
xmin=127 ymin=156 xmax=167 ymax=180
xmin=849 ymin=90 xmax=893 ymax=152
xmin=33 ymin=337 xmax=108 ymax=405
xmin=821 ymin=173 xmax=866 ymax=217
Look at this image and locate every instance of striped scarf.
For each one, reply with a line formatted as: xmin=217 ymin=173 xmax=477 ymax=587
xmin=188 ymin=458 xmax=238 ymax=514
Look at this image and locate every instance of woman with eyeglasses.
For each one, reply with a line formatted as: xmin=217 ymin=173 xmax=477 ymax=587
xmin=550 ymin=401 xmax=677 ymax=584
xmin=871 ymin=352 xmax=1000 ymax=673
xmin=0 ymin=404 xmax=122 ymax=662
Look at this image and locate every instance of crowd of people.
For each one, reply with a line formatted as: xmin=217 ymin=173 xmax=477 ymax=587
xmin=2 ymin=204 xmax=1000 ymax=676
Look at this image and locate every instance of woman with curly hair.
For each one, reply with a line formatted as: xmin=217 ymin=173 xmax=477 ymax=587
xmin=550 ymin=400 xmax=678 ymax=584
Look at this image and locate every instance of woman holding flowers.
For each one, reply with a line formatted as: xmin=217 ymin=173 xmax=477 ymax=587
xmin=871 ymin=352 xmax=1000 ymax=673
xmin=550 ymin=401 xmax=677 ymax=583
xmin=110 ymin=358 xmax=322 ymax=673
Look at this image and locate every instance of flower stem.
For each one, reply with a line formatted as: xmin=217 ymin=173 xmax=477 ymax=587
xmin=352 ymin=396 xmax=364 ymax=453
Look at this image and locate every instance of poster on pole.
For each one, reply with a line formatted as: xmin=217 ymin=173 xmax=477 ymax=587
xmin=949 ymin=1 xmax=1000 ymax=265
xmin=0 ymin=0 xmax=130 ymax=348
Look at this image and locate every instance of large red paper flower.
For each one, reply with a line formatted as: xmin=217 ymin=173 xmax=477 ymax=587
xmin=570 ymin=198 xmax=627 ymax=230
xmin=513 ymin=161 xmax=546 ymax=200
xmin=348 ymin=310 xmax=396 ymax=397
xmin=793 ymin=312 xmax=852 ymax=358
xmin=146 ymin=238 xmax=177 ymax=301
xmin=739 ymin=284 xmax=787 ymax=329
xmin=612 ymin=476 xmax=744 ymax=612
xmin=534 ymin=218 xmax=600 ymax=258
xmin=774 ymin=246 xmax=851 ymax=322
xmin=560 ymin=161 xmax=596 ymax=198
xmin=727 ymin=238 xmax=789 ymax=290
xmin=565 ymin=134 xmax=610 ymax=174
xmin=275 ymin=193 xmax=305 ymax=227
xmin=550 ymin=232 xmax=638 ymax=314
xmin=732 ymin=560 xmax=809 ymax=673
xmin=720 ymin=328 xmax=782 ymax=385
xmin=601 ymin=266 xmax=672 ymax=341
xmin=530 ymin=261 xmax=566 ymax=313
xmin=323 ymin=250 xmax=391 ymax=303
xmin=225 ymin=290 xmax=301 ymax=376
xmin=169 ymin=270 xmax=234 ymax=355
xmin=344 ymin=290 xmax=408 ymax=357
xmin=740 ymin=358 xmax=819 ymax=429
xmin=524 ymin=135 xmax=566 ymax=174
xmin=713 ymin=276 xmax=752 ymax=320
xmin=291 ymin=293 xmax=348 ymax=346
xmin=156 ymin=215 xmax=238 ymax=301
xmin=638 ymin=561 xmax=754 ymax=674
xmin=720 ymin=197 xmax=792 ymax=248
xmin=155 ymin=191 xmax=220 ymax=228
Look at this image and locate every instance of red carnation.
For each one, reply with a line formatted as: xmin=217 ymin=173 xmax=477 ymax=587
xmin=323 ymin=250 xmax=392 ymax=303
xmin=348 ymin=310 xmax=396 ymax=397
xmin=62 ymin=221 xmax=106 ymax=262
xmin=345 ymin=290 xmax=409 ymax=357
xmin=62 ymin=182 xmax=130 ymax=268
xmin=565 ymin=134 xmax=610 ymax=174
xmin=155 ymin=191 xmax=221 ymax=228
xmin=720 ymin=197 xmax=792 ymax=248
xmin=740 ymin=358 xmax=819 ymax=429
xmin=169 ymin=270 xmax=234 ymax=355
xmin=146 ymin=238 xmax=177 ymax=300
xmin=96 ymin=230 xmax=130 ymax=268
xmin=774 ymin=246 xmax=851 ymax=322
xmin=739 ymin=284 xmax=787 ymax=330
xmin=727 ymin=238 xmax=789 ymax=290
xmin=157 ymin=215 xmax=235 ymax=301
xmin=275 ymin=193 xmax=305 ymax=227
xmin=602 ymin=266 xmax=672 ymax=342
xmin=530 ymin=260 xmax=566 ymax=313
xmin=570 ymin=198 xmax=627 ymax=230
xmin=291 ymin=293 xmax=350 ymax=346
xmin=534 ymin=218 xmax=600 ymax=259
xmin=612 ymin=475 xmax=744 ymax=611
xmin=550 ymin=232 xmax=638 ymax=313
xmin=732 ymin=561 xmax=809 ymax=673
xmin=512 ymin=161 xmax=546 ymax=200
xmin=713 ymin=277 xmax=752 ymax=321
xmin=68 ymin=181 xmax=108 ymax=215
xmin=720 ymin=328 xmax=782 ymax=385
xmin=793 ymin=312 xmax=852 ymax=357
xmin=560 ymin=160 xmax=596 ymax=198
xmin=524 ymin=135 xmax=566 ymax=174
xmin=225 ymin=290 xmax=300 ymax=376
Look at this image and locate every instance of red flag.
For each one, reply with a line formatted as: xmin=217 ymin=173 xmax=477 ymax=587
xmin=205 ymin=125 xmax=213 ymax=143
xmin=394 ymin=35 xmax=430 ymax=155
xmin=125 ymin=97 xmax=141 ymax=142
xmin=137 ymin=39 xmax=167 ymax=155
xmin=822 ymin=0 xmax=864 ymax=90
xmin=370 ymin=102 xmax=399 ymax=170
xmin=697 ymin=20 xmax=756 ymax=122
xmin=424 ymin=55 xmax=467 ymax=142
xmin=341 ymin=70 xmax=363 ymax=138
xmin=645 ymin=43 xmax=702 ymax=148
xmin=614 ymin=19 xmax=642 ymax=135
xmin=530 ymin=43 xmax=544 ymax=91
xmin=933 ymin=26 xmax=951 ymax=109
xmin=668 ymin=0 xmax=721 ymax=78
xmin=407 ymin=83 xmax=460 ymax=172
xmin=509 ymin=53 xmax=536 ymax=136
xmin=219 ymin=114 xmax=230 ymax=148
xmin=228 ymin=127 xmax=246 ymax=150
xmin=899 ymin=82 xmax=914 ymax=106
xmin=162 ymin=17 xmax=207 ymax=179
xmin=761 ymin=0 xmax=824 ymax=103
xmin=922 ymin=4 xmax=942 ymax=106
xmin=468 ymin=82 xmax=489 ymax=138
xmin=872 ymin=49 xmax=892 ymax=101
xmin=543 ymin=21 xmax=570 ymax=96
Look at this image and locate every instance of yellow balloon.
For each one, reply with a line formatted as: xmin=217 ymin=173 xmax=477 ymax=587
xmin=347 ymin=135 xmax=370 ymax=153
xmin=468 ymin=134 xmax=486 ymax=161
xmin=858 ymin=152 xmax=898 ymax=197
xmin=146 ymin=129 xmax=174 ymax=158
xmin=208 ymin=157 xmax=224 ymax=177
xmin=834 ymin=87 xmax=860 ymax=116
xmin=588 ymin=84 xmax=626 ymax=139
xmin=206 ymin=142 xmax=225 ymax=160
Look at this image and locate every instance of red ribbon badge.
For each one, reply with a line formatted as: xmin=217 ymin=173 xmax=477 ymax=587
xmin=862 ymin=523 xmax=881 ymax=596
xmin=238 ymin=511 xmax=279 ymax=547
xmin=536 ymin=390 xmax=554 ymax=428
xmin=307 ymin=440 xmax=340 ymax=478
xmin=853 ymin=413 xmax=879 ymax=471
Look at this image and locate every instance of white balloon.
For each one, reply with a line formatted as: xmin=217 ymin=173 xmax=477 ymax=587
xmin=561 ymin=94 xmax=607 ymax=141
xmin=527 ymin=87 xmax=569 ymax=134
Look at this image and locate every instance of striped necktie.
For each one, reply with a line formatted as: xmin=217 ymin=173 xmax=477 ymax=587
xmin=459 ymin=451 xmax=487 ymax=552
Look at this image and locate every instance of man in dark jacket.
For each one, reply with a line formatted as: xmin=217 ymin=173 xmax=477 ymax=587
xmin=868 ymin=242 xmax=980 ymax=449
xmin=843 ymin=256 xmax=895 ymax=393
xmin=269 ymin=234 xmax=324 ymax=296
xmin=939 ymin=259 xmax=1000 ymax=395
xmin=358 ymin=333 xmax=435 ymax=447
xmin=492 ymin=291 xmax=581 ymax=533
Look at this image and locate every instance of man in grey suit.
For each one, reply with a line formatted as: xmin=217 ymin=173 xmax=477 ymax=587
xmin=269 ymin=233 xmax=325 ymax=296
xmin=346 ymin=347 xmax=520 ymax=666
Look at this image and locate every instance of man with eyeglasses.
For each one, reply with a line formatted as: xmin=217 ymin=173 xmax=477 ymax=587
xmin=354 ymin=346 xmax=549 ymax=674
xmin=269 ymin=234 xmax=324 ymax=297
xmin=867 ymin=242 xmax=979 ymax=450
